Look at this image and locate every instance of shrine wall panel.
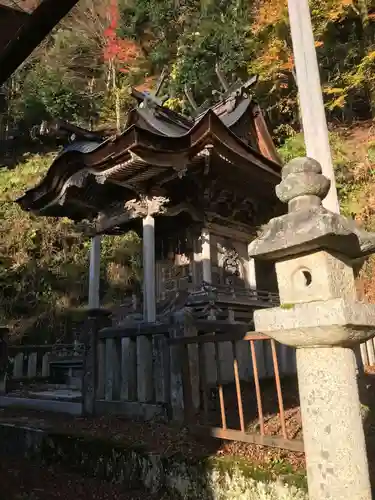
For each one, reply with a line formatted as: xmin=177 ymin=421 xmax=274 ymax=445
xmin=209 ymin=233 xmax=249 ymax=289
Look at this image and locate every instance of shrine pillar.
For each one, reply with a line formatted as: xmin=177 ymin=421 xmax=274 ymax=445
xmin=201 ymin=227 xmax=212 ymax=284
xmin=88 ymin=235 xmax=101 ymax=309
xmin=246 ymin=254 xmax=257 ymax=290
xmin=143 ymin=215 xmax=156 ymax=322
xmin=125 ymin=196 xmax=168 ymax=322
xmin=191 ymin=236 xmax=202 ymax=289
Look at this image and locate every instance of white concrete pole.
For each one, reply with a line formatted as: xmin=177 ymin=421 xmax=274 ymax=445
xmin=143 ymin=215 xmax=156 ymax=322
xmin=289 ymin=1 xmax=366 ymax=368
xmin=289 ymin=1 xmax=367 ymax=370
xmin=88 ymin=235 xmax=101 ymax=309
xmin=201 ymin=228 xmax=212 ymax=284
xmin=287 ymin=0 xmax=340 ymax=213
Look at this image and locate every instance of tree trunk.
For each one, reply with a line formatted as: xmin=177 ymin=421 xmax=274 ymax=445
xmin=111 ymin=61 xmax=121 ymax=133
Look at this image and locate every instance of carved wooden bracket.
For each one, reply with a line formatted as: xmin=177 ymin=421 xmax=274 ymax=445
xmin=75 ymin=196 xmax=206 ymax=235
xmin=125 ymin=195 xmax=170 ymax=218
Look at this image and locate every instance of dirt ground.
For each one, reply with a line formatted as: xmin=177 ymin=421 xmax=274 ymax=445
xmin=0 ymin=457 xmax=170 ymax=500
xmin=1 ymin=371 xmax=375 ymax=497
xmin=0 ymin=376 xmax=306 ymax=471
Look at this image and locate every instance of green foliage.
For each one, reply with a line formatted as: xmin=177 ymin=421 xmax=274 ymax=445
xmin=13 ymin=66 xmax=91 ymax=127
xmin=277 ymin=127 xmax=375 ymax=222
xmin=368 ymin=140 xmax=375 ymax=163
xmin=277 ymin=133 xmax=306 ymax=163
xmin=169 ymin=1 xmax=250 ymax=104
xmin=5 ymin=0 xmax=375 ymax=133
xmin=119 ymin=0 xmax=375 ymax=130
xmin=0 ymin=154 xmax=141 ymax=343
xmin=118 ymin=0 xmax=251 ymax=112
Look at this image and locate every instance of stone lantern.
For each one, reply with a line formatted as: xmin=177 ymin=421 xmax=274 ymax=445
xmin=249 ymin=157 xmax=375 ymax=500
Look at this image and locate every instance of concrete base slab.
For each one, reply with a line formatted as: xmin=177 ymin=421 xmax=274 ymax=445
xmin=0 ymin=396 xmax=82 ymax=415
xmin=29 ymin=389 xmax=81 ymax=401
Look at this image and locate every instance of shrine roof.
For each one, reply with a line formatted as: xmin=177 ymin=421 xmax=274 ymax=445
xmin=16 ymin=85 xmax=283 ymax=222
xmin=0 ymin=0 xmax=79 ymax=87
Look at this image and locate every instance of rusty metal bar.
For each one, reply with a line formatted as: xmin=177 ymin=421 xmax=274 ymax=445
xmin=249 ymin=340 xmax=265 ymax=435
xmin=214 ymin=341 xmax=227 ymax=430
xmin=169 ymin=332 xmax=270 ymax=346
xmin=232 ymin=341 xmax=245 ymax=432
xmin=270 ymin=339 xmax=287 ymax=439
xmin=190 ymin=426 xmax=304 ymax=453
xmin=190 ymin=425 xmax=304 ymax=452
xmin=198 ymin=343 xmax=209 ymax=423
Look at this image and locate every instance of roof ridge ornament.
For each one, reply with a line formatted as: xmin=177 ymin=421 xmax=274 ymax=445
xmin=134 ymin=67 xmax=170 ymax=110
xmin=133 ymin=64 xmax=258 ymax=119
xmin=213 ymin=63 xmax=258 ymax=102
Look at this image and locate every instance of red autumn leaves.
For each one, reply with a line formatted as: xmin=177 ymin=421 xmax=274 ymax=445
xmin=103 ymin=0 xmax=140 ymax=73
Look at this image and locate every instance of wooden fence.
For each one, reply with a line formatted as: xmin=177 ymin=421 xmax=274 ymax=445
xmin=95 ymin=323 xmax=171 ymax=420
xmin=7 ymin=343 xmax=83 ymax=381
xmin=4 ymin=319 xmax=303 ymax=452
xmin=95 ymin=321 xmax=302 ymax=451
xmin=8 ymin=345 xmax=53 ymax=380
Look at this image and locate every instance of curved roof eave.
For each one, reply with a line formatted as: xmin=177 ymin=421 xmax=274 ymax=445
xmin=17 ymin=109 xmax=281 ymax=213
xmin=124 ymin=96 xmax=255 ymax=138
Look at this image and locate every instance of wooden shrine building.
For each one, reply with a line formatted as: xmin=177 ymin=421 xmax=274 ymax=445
xmin=17 ymin=78 xmax=297 ymax=395
xmin=18 ymin=79 xmax=283 ymax=318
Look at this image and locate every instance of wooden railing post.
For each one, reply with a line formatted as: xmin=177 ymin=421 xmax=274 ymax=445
xmin=104 ymin=338 xmax=121 ymax=401
xmin=97 ymin=339 xmax=106 ymax=399
xmin=82 ymin=308 xmax=111 ymax=416
xmin=153 ymin=333 xmax=170 ymax=404
xmin=137 ymin=335 xmax=153 ymax=403
xmin=13 ymin=352 xmax=23 ymax=378
xmin=169 ymin=320 xmax=185 ymax=422
xmin=27 ymin=352 xmax=37 ymax=378
xmin=169 ymin=316 xmax=196 ymax=422
xmin=169 ymin=340 xmax=185 ymax=422
xmin=0 ymin=327 xmax=8 ymax=393
xmin=41 ymin=352 xmax=50 ymax=377
xmin=120 ymin=337 xmax=137 ymax=401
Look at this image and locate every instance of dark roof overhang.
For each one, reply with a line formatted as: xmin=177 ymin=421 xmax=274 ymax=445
xmin=0 ymin=0 xmax=80 ymax=87
xmin=16 ymin=108 xmax=282 ymax=218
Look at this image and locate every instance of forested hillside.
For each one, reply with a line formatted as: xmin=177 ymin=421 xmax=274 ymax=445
xmin=1 ymin=0 xmax=375 ymax=342
xmin=3 ymin=0 xmax=374 ymax=137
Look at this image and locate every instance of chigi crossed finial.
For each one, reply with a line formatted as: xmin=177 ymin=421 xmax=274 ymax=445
xmin=132 ymin=62 xmax=258 ymax=119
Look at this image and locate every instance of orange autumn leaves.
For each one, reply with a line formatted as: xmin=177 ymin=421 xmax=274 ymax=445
xmin=253 ymin=0 xmax=355 ymax=35
xmin=252 ymin=0 xmax=288 ymax=34
xmin=249 ymin=0 xmax=358 ymax=90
